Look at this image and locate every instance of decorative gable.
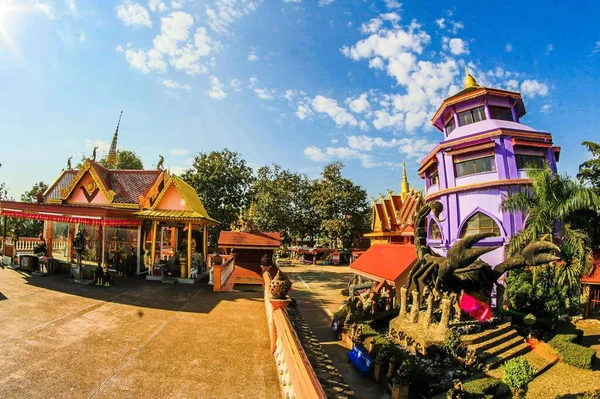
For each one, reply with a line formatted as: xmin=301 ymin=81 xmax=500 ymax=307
xmin=59 ymin=160 xmax=116 ymax=203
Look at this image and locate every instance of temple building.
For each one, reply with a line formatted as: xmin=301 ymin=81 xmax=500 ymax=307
xmin=0 ymin=120 xmax=218 ymax=282
xmin=419 ymin=69 xmax=560 ymax=267
xmin=349 ymin=165 xmax=424 ymax=304
xmin=218 ymin=206 xmax=281 ymax=285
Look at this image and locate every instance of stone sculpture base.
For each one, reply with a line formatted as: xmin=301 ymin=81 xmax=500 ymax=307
xmin=388 ymin=313 xmax=445 ymax=356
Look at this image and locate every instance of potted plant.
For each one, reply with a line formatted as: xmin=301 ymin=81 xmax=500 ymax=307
xmin=391 ymin=360 xmax=410 ymax=399
xmin=374 ymin=345 xmax=390 ymax=382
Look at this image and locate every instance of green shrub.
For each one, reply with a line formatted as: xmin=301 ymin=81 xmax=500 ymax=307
xmin=548 ymin=335 xmax=596 ymax=369
xmin=581 ymin=389 xmax=600 ymax=399
xmin=443 ymin=329 xmax=465 ymax=358
xmin=502 ymin=357 xmax=535 ymax=390
xmin=523 ymin=313 xmax=537 ymax=326
xmin=463 ymin=377 xmax=500 ymax=396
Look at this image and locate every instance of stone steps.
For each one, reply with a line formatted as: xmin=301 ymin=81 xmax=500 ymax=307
xmin=485 ymin=342 xmax=531 ymax=370
xmin=468 ymin=329 xmax=520 ymax=353
xmin=461 ymin=322 xmax=512 ymax=346
xmin=480 ymin=336 xmax=525 ymax=359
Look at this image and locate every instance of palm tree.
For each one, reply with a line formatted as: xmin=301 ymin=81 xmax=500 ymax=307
xmin=502 ymin=165 xmax=600 ymax=291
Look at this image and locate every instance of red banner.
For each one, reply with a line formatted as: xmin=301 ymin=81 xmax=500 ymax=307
xmin=0 ymin=210 xmax=142 ymax=227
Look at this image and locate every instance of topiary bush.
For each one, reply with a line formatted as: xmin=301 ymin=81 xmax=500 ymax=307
xmin=462 ymin=377 xmax=500 ymax=397
xmin=443 ymin=329 xmax=466 ymax=358
xmin=548 ymin=334 xmax=596 ymax=369
xmin=502 ymin=356 xmax=535 ymax=398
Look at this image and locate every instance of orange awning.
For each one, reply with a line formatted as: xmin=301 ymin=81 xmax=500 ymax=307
xmin=350 ymin=244 xmax=417 ymax=282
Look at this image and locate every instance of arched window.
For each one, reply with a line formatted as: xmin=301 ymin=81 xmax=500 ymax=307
xmin=460 ymin=212 xmax=501 ymax=238
xmin=429 ymin=220 xmax=442 ymax=240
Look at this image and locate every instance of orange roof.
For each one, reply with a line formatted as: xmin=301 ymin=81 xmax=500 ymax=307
xmin=218 ymin=231 xmax=281 ymax=248
xmin=350 ymin=244 xmax=417 ymax=282
xmin=582 ymin=258 xmax=600 ymax=284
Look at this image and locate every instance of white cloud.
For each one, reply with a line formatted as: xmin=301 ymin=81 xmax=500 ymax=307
xmin=318 ymin=0 xmax=334 ymax=6
xmin=125 ymin=49 xmax=165 ymax=73
xmin=149 ymin=0 xmax=168 ymax=12
xmin=312 ymin=95 xmax=357 ymax=127
xmin=505 ymin=43 xmax=513 ymax=52
xmin=442 ymin=37 xmax=468 ymax=55
xmin=66 ymin=0 xmax=76 ymax=14
xmin=348 ymin=93 xmax=370 ymax=113
xmin=206 ymin=0 xmax=261 ymax=35
xmin=296 ymin=104 xmax=312 ymax=120
xmin=434 ymin=18 xmax=445 ymax=29
xmin=284 ymin=0 xmax=302 ymax=2
xmin=170 ymin=148 xmax=188 ymax=155
xmin=116 ymin=0 xmax=152 ymax=27
xmin=116 ymin=45 xmax=124 ymax=52
xmin=207 ymin=76 xmax=226 ymax=100
xmin=373 ymin=110 xmax=404 ymax=130
xmin=593 ymin=41 xmax=600 ymax=54
xmin=540 ymin=104 xmax=551 ymax=114
xmin=163 ymin=79 xmax=191 ymax=90
xmin=230 ymin=78 xmax=242 ymax=91
xmin=304 ymin=146 xmax=329 ymax=162
xmin=153 ymin=11 xmax=194 ymax=56
xmin=520 ymin=79 xmax=549 ymax=98
xmin=79 ymin=33 xmax=86 ymax=43
xmin=369 ymin=57 xmax=384 ymax=70
xmin=545 ymin=43 xmax=553 ymax=55
xmin=85 ymin=139 xmax=111 ymax=155
xmin=331 ymin=139 xmax=339 ymax=144
xmin=36 ymin=3 xmax=54 ymax=19
xmin=450 ymin=21 xmax=464 ymax=34
xmin=171 ymin=0 xmax=184 ymax=9
xmin=384 ymin=0 xmax=401 ymax=8
xmin=255 ymin=88 xmax=274 ymax=100
xmin=247 ymin=53 xmax=259 ymax=61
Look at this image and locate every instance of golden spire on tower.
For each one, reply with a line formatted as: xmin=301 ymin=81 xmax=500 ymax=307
xmin=106 ymin=111 xmax=122 ymax=169
xmin=464 ymin=67 xmax=480 ymax=89
xmin=401 ymin=161 xmax=410 ymax=197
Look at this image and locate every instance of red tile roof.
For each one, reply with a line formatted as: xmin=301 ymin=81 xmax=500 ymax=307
xmin=582 ymin=257 xmax=600 ymax=284
xmin=218 ymin=231 xmax=281 ymax=248
xmin=350 ymin=244 xmax=417 ymax=282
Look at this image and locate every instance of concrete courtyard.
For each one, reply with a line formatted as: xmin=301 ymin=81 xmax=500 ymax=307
xmin=0 ymin=267 xmax=280 ymax=399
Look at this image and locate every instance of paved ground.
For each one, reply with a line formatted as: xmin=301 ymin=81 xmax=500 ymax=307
xmin=279 ymin=263 xmax=390 ymax=399
xmin=0 ymin=267 xmax=280 ymax=399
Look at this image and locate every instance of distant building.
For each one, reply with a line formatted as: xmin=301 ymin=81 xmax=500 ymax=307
xmin=419 ymin=69 xmax=560 ymax=267
xmin=350 ymin=165 xmax=424 ymax=303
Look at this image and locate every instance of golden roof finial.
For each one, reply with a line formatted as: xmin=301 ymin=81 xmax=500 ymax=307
xmin=401 ymin=161 xmax=410 ymax=196
xmin=464 ymin=66 xmax=479 ymax=89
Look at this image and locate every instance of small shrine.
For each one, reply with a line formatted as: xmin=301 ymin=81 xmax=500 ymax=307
xmin=217 ymin=206 xmax=281 ymax=285
xmin=0 ymin=117 xmax=218 ymax=282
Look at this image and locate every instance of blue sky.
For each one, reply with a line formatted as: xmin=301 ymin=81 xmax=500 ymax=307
xmin=1 ymin=0 xmax=599 ymax=200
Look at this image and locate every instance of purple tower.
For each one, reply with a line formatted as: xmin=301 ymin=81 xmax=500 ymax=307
xmin=418 ymin=69 xmax=560 ymax=267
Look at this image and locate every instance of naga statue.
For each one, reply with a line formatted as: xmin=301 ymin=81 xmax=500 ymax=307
xmin=92 ymin=146 xmax=98 ymax=161
xmin=157 ymin=154 xmax=164 ymax=170
xmin=408 ymin=201 xmax=560 ymax=300
xmin=67 ymin=156 xmax=73 ymax=170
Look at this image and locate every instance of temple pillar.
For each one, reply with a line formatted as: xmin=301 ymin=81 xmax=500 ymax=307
xmin=182 ymin=221 xmax=191 ymax=279
xmin=2 ymin=215 xmax=6 ymax=257
xmin=203 ymin=223 xmax=208 ymax=264
xmin=150 ymin=220 xmax=158 ymax=275
xmin=100 ymin=225 xmax=105 ymax=267
xmin=483 ymin=97 xmax=491 ymax=119
xmin=67 ymin=224 xmax=75 ymax=263
xmin=136 ymin=225 xmax=142 ymax=275
xmin=44 ymin=221 xmax=54 ymax=257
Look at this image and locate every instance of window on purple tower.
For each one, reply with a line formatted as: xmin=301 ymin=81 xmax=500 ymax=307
xmin=460 ymin=212 xmax=501 ymax=238
xmin=445 ymin=117 xmax=456 ymax=134
xmin=429 ymin=220 xmax=442 ymax=240
xmin=455 ymin=155 xmax=495 ymax=177
xmin=516 ymin=154 xmax=545 ymax=169
xmin=458 ymin=106 xmax=486 ymax=126
xmin=429 ymin=170 xmax=439 ymax=187
xmin=489 ymin=106 xmax=514 ymax=122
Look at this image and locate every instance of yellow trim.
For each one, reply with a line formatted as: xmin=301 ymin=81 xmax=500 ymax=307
xmin=432 ymin=87 xmax=521 ymax=122
xmin=425 ymin=179 xmax=531 ymax=201
xmin=59 ymin=160 xmax=115 ymax=203
xmin=46 ymin=199 xmax=62 ymax=204
xmin=111 ymin=203 xmax=139 ymax=209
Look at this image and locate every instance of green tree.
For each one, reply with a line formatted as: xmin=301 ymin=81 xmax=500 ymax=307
xmin=313 ymin=162 xmax=370 ymax=249
xmin=250 ymin=164 xmax=319 ymax=245
xmin=180 ymin=149 xmax=254 ymax=247
xmin=502 ymin=165 xmax=600 ymax=292
xmin=17 ymin=182 xmax=49 ymax=238
xmin=98 ymin=149 xmax=144 ymax=169
xmin=578 ymin=141 xmax=600 ymax=188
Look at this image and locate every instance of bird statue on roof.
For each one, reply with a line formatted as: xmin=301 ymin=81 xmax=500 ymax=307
xmin=67 ymin=156 xmax=73 ymax=170
xmin=92 ymin=146 xmax=98 ymax=161
xmin=157 ymin=154 xmax=164 ymax=170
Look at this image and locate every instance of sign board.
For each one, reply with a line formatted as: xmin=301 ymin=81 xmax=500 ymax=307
xmin=332 ymin=252 xmax=340 ymax=265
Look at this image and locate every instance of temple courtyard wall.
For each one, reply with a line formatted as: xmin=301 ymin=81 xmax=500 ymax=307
xmin=0 ymin=268 xmax=280 ymax=399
